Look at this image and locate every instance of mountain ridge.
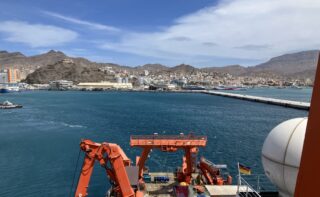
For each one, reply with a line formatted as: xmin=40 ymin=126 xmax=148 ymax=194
xmin=0 ymin=49 xmax=318 ymax=81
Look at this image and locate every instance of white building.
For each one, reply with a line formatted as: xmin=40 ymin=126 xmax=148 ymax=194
xmin=77 ymin=81 xmax=133 ymax=90
xmin=49 ymin=80 xmax=73 ymax=90
xmin=0 ymin=72 xmax=8 ymax=83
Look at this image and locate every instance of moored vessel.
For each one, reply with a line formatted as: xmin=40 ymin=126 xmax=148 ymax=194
xmin=0 ymin=84 xmax=20 ymax=93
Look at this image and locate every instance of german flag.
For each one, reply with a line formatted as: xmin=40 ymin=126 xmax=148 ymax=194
xmin=239 ymin=163 xmax=251 ymax=175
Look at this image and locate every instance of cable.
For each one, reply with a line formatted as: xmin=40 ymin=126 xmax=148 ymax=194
xmin=69 ymin=148 xmax=82 ymax=197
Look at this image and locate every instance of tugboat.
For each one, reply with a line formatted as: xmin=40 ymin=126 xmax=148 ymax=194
xmin=0 ymin=100 xmax=23 ymax=109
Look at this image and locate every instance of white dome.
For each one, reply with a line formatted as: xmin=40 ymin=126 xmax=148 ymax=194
xmin=262 ymin=118 xmax=307 ymax=197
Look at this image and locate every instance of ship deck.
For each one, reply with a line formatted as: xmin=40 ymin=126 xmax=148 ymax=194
xmin=143 ymin=172 xmax=201 ymax=197
xmin=143 ymin=172 xmax=259 ymax=197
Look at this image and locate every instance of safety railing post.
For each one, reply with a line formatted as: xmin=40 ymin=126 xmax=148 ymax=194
xmin=257 ymin=175 xmax=260 ymax=193
xmin=246 ymin=185 xmax=248 ymax=197
xmin=237 ymin=175 xmax=240 ymax=194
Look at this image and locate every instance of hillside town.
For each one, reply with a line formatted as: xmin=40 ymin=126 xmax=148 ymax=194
xmin=0 ymin=57 xmax=314 ymax=92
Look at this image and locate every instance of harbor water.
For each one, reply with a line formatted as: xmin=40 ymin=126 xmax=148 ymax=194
xmin=0 ymin=90 xmax=309 ymax=197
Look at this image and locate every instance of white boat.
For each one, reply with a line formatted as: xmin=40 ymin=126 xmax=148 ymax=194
xmin=0 ymin=84 xmax=20 ymax=93
xmin=0 ymin=100 xmax=23 ymax=109
xmin=291 ymin=85 xmax=303 ymax=89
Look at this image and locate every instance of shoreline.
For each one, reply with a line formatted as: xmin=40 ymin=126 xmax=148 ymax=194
xmin=1 ymin=88 xmax=310 ymax=111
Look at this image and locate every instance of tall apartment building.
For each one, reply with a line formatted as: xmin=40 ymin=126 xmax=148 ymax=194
xmin=7 ymin=68 xmax=21 ymax=83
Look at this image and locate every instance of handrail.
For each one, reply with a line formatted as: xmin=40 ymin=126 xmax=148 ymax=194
xmin=131 ymin=134 xmax=207 ymax=140
xmin=237 ymin=176 xmax=261 ymax=197
xmin=239 ymin=174 xmax=277 ymax=193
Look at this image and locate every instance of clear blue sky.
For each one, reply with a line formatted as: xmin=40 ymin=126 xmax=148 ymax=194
xmin=0 ymin=0 xmax=319 ymax=67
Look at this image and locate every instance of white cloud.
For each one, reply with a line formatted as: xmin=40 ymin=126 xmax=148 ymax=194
xmin=101 ymin=0 xmax=320 ymax=65
xmin=43 ymin=11 xmax=120 ymax=32
xmin=0 ymin=21 xmax=77 ymax=47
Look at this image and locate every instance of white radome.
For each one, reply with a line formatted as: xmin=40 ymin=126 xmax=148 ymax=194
xmin=262 ymin=118 xmax=307 ymax=197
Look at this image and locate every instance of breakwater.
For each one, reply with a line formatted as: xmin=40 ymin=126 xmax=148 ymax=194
xmin=202 ymin=90 xmax=310 ymax=110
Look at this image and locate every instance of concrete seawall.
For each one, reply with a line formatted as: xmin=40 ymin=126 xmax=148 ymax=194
xmin=202 ymin=90 xmax=310 ymax=110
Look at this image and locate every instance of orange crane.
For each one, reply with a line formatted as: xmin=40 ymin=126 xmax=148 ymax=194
xmin=74 ymin=134 xmax=209 ymax=197
xmin=198 ymin=157 xmax=232 ymax=185
xmin=74 ymin=139 xmax=143 ymax=197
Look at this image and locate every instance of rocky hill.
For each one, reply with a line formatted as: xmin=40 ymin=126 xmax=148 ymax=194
xmin=0 ymin=50 xmax=67 ymax=70
xmin=0 ymin=50 xmax=125 ymax=72
xmin=246 ymin=50 xmax=319 ymax=79
xmin=200 ymin=50 xmax=319 ymax=79
xmin=202 ymin=65 xmax=248 ymax=76
xmin=23 ymin=59 xmax=115 ymax=84
xmin=134 ymin=64 xmax=169 ymax=73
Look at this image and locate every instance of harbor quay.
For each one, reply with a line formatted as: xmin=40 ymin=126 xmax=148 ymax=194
xmin=202 ymin=90 xmax=310 ymax=110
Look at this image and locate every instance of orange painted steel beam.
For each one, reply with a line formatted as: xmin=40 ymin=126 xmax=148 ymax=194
xmin=199 ymin=167 xmax=214 ymax=185
xmin=75 ymin=146 xmax=98 ymax=197
xmin=184 ymin=148 xmax=193 ymax=183
xmin=131 ymin=135 xmax=206 ymax=183
xmin=130 ymin=135 xmax=207 ymax=147
xmin=199 ymin=157 xmax=219 ymax=178
xmin=136 ymin=148 xmax=151 ymax=178
xmin=295 ymin=53 xmax=320 ymax=196
xmin=75 ymin=139 xmax=134 ymax=197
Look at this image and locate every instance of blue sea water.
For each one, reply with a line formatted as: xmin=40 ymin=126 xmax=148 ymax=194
xmin=0 ymin=90 xmax=309 ymax=197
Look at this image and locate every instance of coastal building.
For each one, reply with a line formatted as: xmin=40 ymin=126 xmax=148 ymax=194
xmin=0 ymin=72 xmax=8 ymax=83
xmin=77 ymin=81 xmax=133 ymax=90
xmin=60 ymin=59 xmax=74 ymax=64
xmin=0 ymin=68 xmax=21 ymax=83
xmin=117 ymin=77 xmax=122 ymax=83
xmin=5 ymin=68 xmax=21 ymax=83
xmin=149 ymin=83 xmax=177 ymax=91
xmin=49 ymin=80 xmax=74 ymax=90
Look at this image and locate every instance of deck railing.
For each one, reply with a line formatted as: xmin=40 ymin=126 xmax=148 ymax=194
xmin=130 ymin=134 xmax=207 ymax=147
xmin=130 ymin=134 xmax=207 ymax=141
xmin=240 ymin=174 xmax=277 ymax=193
xmin=237 ymin=174 xmax=278 ymax=197
xmin=237 ymin=176 xmax=261 ymax=197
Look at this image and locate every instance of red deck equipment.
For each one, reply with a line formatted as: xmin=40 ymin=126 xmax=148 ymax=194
xmin=130 ymin=134 xmax=207 ymax=183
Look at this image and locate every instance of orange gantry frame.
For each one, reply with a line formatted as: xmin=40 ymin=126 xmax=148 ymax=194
xmin=130 ymin=134 xmax=207 ymax=182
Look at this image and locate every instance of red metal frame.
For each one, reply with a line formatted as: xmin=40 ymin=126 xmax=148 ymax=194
xmin=295 ymin=53 xmax=320 ymax=196
xmin=130 ymin=134 xmax=207 ymax=183
xmin=75 ymin=139 xmax=135 ymax=197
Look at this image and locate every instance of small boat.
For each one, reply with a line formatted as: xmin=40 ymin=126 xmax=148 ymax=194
xmin=291 ymin=85 xmax=303 ymax=89
xmin=0 ymin=87 xmax=10 ymax=93
xmin=0 ymin=101 xmax=23 ymax=109
xmin=0 ymin=84 xmax=20 ymax=93
xmin=214 ymin=85 xmax=247 ymax=91
xmin=214 ymin=85 xmax=234 ymax=90
xmin=182 ymin=85 xmax=206 ymax=90
xmin=277 ymin=86 xmax=286 ymax=89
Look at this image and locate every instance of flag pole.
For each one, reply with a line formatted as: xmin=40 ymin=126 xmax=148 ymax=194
xmin=237 ymin=162 xmax=241 ymax=193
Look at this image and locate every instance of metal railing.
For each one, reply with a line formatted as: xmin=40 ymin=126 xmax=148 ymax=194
xmin=239 ymin=174 xmax=277 ymax=193
xmin=130 ymin=134 xmax=207 ymax=141
xmin=237 ymin=176 xmax=261 ymax=197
